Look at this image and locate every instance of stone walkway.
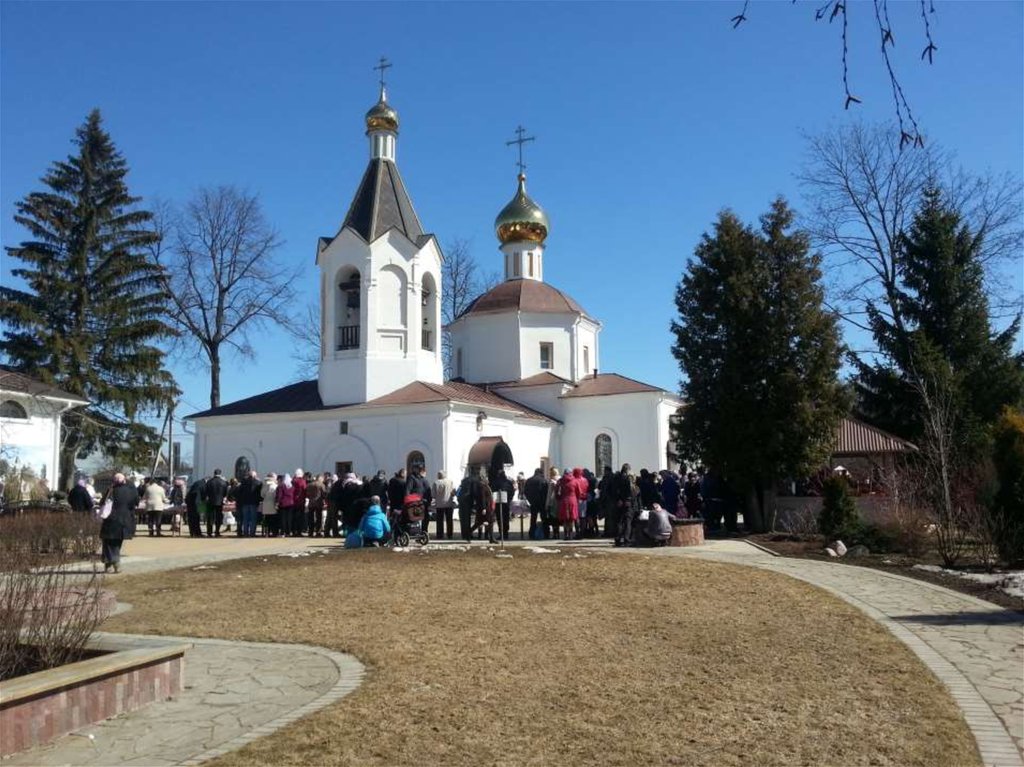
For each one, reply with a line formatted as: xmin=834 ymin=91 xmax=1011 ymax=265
xmin=2 ymin=631 xmax=364 ymax=767
xmin=607 ymin=540 xmax=1024 ymax=767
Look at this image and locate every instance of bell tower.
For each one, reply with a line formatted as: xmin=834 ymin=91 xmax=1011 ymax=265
xmin=315 ymin=60 xmax=443 ymax=406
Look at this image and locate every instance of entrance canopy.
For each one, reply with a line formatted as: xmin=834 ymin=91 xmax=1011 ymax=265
xmin=467 ymin=436 xmax=514 ymax=477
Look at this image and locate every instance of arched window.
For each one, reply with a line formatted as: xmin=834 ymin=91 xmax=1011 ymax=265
xmin=421 ymin=273 xmax=438 ymax=352
xmin=595 ymin=433 xmax=612 ymax=475
xmin=406 ymin=450 xmax=425 ymax=476
xmin=336 ymin=267 xmax=361 ymax=350
xmin=0 ymin=400 xmax=28 ymax=419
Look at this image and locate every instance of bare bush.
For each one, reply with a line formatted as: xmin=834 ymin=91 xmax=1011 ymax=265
xmin=774 ymin=504 xmax=820 ymax=537
xmin=0 ymin=511 xmax=106 ymax=681
xmin=879 ymin=466 xmax=933 ymax=558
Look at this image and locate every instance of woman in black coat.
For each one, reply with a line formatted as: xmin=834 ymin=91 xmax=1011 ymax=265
xmin=100 ymin=473 xmax=138 ymax=573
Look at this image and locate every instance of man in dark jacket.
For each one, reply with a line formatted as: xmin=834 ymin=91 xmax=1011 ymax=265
xmin=387 ymin=469 xmax=406 ymax=516
xmin=368 ymin=470 xmax=389 ymax=512
xmin=68 ymin=479 xmax=94 ymax=513
xmin=524 ymin=468 xmax=548 ymax=540
xmin=204 ymin=469 xmax=229 ymax=537
xmin=338 ymin=474 xmax=365 ymax=534
xmin=611 ymin=464 xmax=638 ymax=546
xmin=185 ymin=478 xmax=205 ymax=537
xmin=235 ymin=470 xmax=262 ymax=537
xmin=456 ymin=471 xmax=483 ymax=543
xmin=492 ymin=469 xmax=515 ymax=540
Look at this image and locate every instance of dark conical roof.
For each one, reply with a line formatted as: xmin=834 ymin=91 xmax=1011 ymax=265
xmin=341 ymin=158 xmax=425 ymax=243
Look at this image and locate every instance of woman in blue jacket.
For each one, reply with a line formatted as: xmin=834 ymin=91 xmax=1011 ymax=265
xmin=358 ymin=496 xmax=391 ymax=546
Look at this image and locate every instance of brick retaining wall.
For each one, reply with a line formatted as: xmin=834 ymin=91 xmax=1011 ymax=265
xmin=0 ymin=641 xmax=188 ymax=756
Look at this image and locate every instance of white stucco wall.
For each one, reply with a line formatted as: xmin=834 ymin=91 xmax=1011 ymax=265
xmin=448 ymin=313 xmax=522 ymax=383
xmin=0 ymin=393 xmax=70 ymax=481
xmin=443 ymin=406 xmax=556 ymax=480
xmin=560 ymin=392 xmax=681 ymax=473
xmin=191 ymin=403 xmax=446 ymax=479
xmin=317 ymin=228 xmax=443 ymax=405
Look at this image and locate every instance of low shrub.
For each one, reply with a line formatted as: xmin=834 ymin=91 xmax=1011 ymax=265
xmin=0 ymin=510 xmax=105 ymax=681
xmin=818 ymin=476 xmax=860 ymax=541
xmin=991 ymin=406 xmax=1024 ymax=565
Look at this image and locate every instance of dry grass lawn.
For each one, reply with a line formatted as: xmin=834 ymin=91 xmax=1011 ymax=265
xmin=104 ymin=547 xmax=979 ymax=766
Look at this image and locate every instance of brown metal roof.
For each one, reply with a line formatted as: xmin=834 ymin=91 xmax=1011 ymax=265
xmin=0 ymin=366 xmax=89 ymax=405
xmin=561 ymin=373 xmax=663 ymax=398
xmin=459 ymin=280 xmax=589 ymax=319
xmin=364 ymin=380 xmax=558 ymax=423
xmin=493 ymin=372 xmax=570 ymax=389
xmin=834 ymin=417 xmax=917 ymax=456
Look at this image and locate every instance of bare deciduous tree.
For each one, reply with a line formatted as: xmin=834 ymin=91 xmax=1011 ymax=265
xmin=291 ymin=304 xmax=322 ymax=382
xmin=153 ymin=187 xmax=299 ymax=408
xmin=441 ymin=238 xmax=499 ymax=379
xmin=799 ymin=123 xmax=1023 ymax=343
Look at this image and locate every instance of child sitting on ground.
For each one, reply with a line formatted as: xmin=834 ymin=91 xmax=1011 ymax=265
xmin=358 ymin=495 xmax=391 ymax=547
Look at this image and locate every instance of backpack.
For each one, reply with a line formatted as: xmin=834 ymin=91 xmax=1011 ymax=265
xmin=345 ymin=530 xmax=364 ymax=549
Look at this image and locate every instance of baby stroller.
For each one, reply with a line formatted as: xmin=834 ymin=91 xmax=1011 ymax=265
xmin=391 ymin=493 xmax=430 ymax=547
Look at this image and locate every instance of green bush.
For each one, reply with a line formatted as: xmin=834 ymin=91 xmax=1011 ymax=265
xmin=818 ymin=475 xmax=860 ymax=541
xmin=992 ymin=406 xmax=1024 ymax=564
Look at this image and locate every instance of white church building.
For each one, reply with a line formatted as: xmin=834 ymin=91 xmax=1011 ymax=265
xmin=186 ymin=80 xmax=682 ymax=480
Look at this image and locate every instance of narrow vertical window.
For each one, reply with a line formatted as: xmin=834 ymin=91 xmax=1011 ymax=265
xmin=528 ymin=252 xmax=534 ymax=276
xmin=539 ymin=342 xmax=553 ymax=370
xmin=456 ymin=348 xmax=463 ymax=378
xmin=513 ymin=254 xmax=521 ymax=277
xmin=583 ymin=346 xmax=590 ymax=375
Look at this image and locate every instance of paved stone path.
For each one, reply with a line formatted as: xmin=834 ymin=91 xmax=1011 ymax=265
xmin=3 ymin=631 xmax=364 ymax=767
xmin=605 ymin=540 xmax=1024 ymax=767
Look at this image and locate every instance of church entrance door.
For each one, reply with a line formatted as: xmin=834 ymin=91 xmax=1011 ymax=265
xmin=336 ymin=461 xmax=353 ymax=477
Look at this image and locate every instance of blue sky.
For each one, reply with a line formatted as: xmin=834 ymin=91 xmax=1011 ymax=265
xmin=2 ymin=1 xmax=1022 ymax=462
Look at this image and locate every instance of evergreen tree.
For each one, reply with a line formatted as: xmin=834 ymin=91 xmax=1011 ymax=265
xmin=0 ymin=110 xmax=177 ymax=489
xmin=854 ymin=187 xmax=1024 ymax=456
xmin=672 ymin=198 xmax=847 ymax=532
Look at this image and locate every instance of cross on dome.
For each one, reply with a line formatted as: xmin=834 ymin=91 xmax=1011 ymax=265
xmin=505 ymin=125 xmax=535 ymax=174
xmin=373 ymin=56 xmax=392 ymax=95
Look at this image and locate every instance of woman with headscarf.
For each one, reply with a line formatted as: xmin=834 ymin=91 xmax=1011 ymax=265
xmin=557 ymin=469 xmax=580 ymax=541
xmin=291 ymin=468 xmax=308 ymax=537
xmin=99 ymin=473 xmax=137 ymax=573
xmin=275 ymin=473 xmax=295 ymax=536
xmin=261 ymin=472 xmax=279 ymax=536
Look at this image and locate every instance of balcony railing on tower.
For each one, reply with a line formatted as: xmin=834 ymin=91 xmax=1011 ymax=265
xmin=421 ymin=329 xmax=433 ymax=351
xmin=337 ymin=325 xmax=360 ymax=351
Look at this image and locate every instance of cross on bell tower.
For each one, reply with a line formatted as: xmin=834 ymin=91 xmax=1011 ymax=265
xmin=373 ymin=56 xmax=392 ymax=96
xmin=505 ymin=125 xmax=535 ymax=174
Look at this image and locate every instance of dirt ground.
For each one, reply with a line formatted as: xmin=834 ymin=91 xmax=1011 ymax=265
xmin=749 ymin=534 xmax=1024 ymax=612
xmin=104 ymin=547 xmax=980 ymax=767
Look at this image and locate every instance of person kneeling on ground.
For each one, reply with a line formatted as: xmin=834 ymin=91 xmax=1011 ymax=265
xmin=359 ymin=495 xmax=391 ymax=547
xmin=640 ymin=503 xmax=673 ymax=547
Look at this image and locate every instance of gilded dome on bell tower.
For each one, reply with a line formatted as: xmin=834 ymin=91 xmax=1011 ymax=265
xmin=495 ymin=174 xmax=549 ymax=244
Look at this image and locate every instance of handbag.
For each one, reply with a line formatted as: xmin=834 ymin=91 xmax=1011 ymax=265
xmin=97 ymin=498 xmax=113 ymax=520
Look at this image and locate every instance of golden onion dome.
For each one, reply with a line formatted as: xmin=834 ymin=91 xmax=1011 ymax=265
xmin=495 ymin=174 xmax=549 ymax=244
xmin=365 ymin=88 xmax=398 ymax=134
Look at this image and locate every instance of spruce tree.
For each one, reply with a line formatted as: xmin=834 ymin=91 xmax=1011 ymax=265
xmin=854 ymin=187 xmax=1024 ymax=456
xmin=672 ymin=198 xmax=847 ymax=531
xmin=0 ymin=110 xmax=177 ymax=489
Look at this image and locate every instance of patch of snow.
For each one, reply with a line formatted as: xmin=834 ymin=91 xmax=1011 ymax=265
xmin=392 ymin=547 xmax=410 ymax=553
xmin=192 ymin=565 xmax=217 ymax=570
xmin=495 ymin=553 xmax=513 ymax=559
xmin=277 ymin=551 xmax=311 ymax=558
xmin=524 ymin=546 xmax=559 ymax=554
xmin=914 ymin=565 xmax=1024 ymax=599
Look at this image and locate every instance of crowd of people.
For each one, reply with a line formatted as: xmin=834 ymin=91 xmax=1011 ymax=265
xmin=166 ymin=463 xmax=728 ymax=547
xmin=61 ymin=463 xmax=732 ymax=566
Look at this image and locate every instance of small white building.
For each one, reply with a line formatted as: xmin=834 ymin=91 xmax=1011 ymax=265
xmin=186 ymin=80 xmax=682 ymax=480
xmin=0 ymin=366 xmax=89 ymax=481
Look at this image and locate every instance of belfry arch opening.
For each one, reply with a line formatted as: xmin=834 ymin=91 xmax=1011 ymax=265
xmin=336 ymin=267 xmax=361 ymax=351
